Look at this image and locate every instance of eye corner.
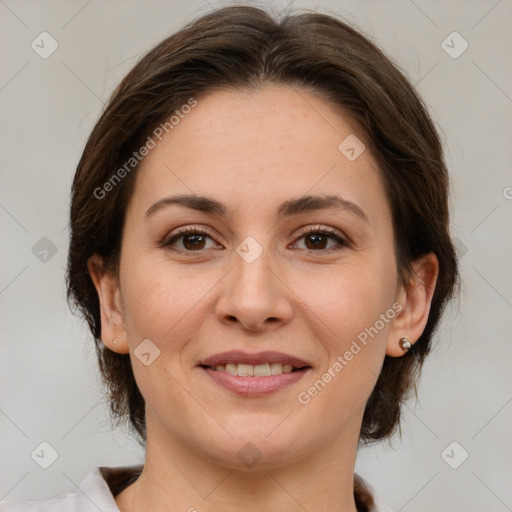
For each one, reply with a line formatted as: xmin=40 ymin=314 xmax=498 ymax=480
xmin=292 ymin=225 xmax=351 ymax=252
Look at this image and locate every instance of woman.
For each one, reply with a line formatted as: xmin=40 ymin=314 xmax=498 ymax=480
xmin=1 ymin=5 xmax=458 ymax=511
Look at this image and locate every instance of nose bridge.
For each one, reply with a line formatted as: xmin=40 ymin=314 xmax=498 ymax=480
xmin=216 ymin=235 xmax=293 ymax=330
xmin=235 ymin=239 xmax=275 ymax=297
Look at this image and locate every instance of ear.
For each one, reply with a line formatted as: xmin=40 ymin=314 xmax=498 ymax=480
xmin=386 ymin=253 xmax=439 ymax=357
xmin=87 ymin=254 xmax=129 ymax=354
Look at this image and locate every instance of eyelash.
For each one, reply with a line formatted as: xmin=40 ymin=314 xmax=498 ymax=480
xmin=162 ymin=225 xmax=349 ymax=253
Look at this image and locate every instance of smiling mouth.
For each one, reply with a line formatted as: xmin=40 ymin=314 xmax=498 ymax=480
xmin=200 ymin=362 xmax=310 ymax=377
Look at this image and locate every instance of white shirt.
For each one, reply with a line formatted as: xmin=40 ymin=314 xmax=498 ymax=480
xmin=0 ymin=465 xmax=393 ymax=511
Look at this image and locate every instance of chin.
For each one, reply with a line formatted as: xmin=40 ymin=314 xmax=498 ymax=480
xmin=193 ymin=425 xmax=310 ymax=470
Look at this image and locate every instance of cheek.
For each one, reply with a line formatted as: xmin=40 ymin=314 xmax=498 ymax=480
xmin=297 ymin=258 xmax=396 ymax=398
xmin=122 ymin=273 xmax=187 ymax=338
xmin=118 ymin=257 xmax=204 ymax=405
xmin=119 ymin=250 xmax=219 ymax=346
xmin=303 ymin=256 xmax=397 ymax=337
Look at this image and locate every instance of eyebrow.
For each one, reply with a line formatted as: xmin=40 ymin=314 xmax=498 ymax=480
xmin=144 ymin=193 xmax=368 ymax=221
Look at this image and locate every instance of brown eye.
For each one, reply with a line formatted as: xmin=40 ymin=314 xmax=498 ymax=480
xmin=294 ymin=227 xmax=348 ymax=252
xmin=162 ymin=226 xmax=348 ymax=253
xmin=164 ymin=228 xmax=218 ymax=252
xmin=304 ymin=233 xmax=330 ymax=250
xmin=181 ymin=233 xmax=208 ymax=250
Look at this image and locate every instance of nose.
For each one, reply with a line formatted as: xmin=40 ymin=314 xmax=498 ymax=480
xmin=215 ymin=245 xmax=293 ymax=333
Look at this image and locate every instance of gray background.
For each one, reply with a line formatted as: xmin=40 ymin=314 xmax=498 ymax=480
xmin=1 ymin=1 xmax=511 ymax=510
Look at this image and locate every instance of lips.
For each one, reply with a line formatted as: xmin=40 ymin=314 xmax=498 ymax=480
xmin=198 ymin=350 xmax=312 ymax=369
xmin=197 ymin=350 xmax=313 ymax=396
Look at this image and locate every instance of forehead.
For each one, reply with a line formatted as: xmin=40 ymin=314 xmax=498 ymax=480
xmin=128 ymin=85 xmax=389 ymax=224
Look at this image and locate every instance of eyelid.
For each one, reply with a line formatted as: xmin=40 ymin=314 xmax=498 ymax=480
xmin=292 ymin=224 xmax=350 ymax=249
xmin=162 ymin=223 xmax=350 ymax=251
xmin=161 ymin=224 xmax=219 ymax=246
xmin=294 ymin=224 xmax=347 ymax=239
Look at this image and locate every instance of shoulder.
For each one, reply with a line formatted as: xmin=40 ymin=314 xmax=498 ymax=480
xmin=354 ymin=473 xmax=394 ymax=512
xmin=0 ymin=465 xmax=143 ymax=512
xmin=0 ymin=493 xmax=76 ymax=511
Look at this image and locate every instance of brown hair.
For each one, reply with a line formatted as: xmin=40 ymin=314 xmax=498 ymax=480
xmin=66 ymin=5 xmax=459 ymax=447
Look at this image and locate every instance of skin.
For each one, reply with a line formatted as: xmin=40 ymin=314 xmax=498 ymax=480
xmin=88 ymin=85 xmax=438 ymax=512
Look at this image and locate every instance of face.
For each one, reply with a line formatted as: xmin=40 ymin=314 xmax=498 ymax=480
xmin=91 ymin=85 xmax=436 ymax=469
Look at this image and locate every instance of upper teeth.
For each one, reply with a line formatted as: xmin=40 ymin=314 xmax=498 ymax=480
xmin=212 ymin=363 xmax=295 ymax=377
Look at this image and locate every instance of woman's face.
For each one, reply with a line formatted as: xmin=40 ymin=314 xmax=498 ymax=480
xmin=92 ymin=85 xmax=433 ymax=468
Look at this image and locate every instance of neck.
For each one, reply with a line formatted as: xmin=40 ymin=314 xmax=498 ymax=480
xmin=115 ymin=417 xmax=361 ymax=512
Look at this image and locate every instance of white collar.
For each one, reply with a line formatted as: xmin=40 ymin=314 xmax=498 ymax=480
xmin=0 ymin=465 xmax=393 ymax=511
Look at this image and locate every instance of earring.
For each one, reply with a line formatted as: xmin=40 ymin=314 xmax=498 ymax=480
xmin=113 ymin=338 xmax=118 ymax=345
xmin=399 ymin=337 xmax=412 ymax=352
